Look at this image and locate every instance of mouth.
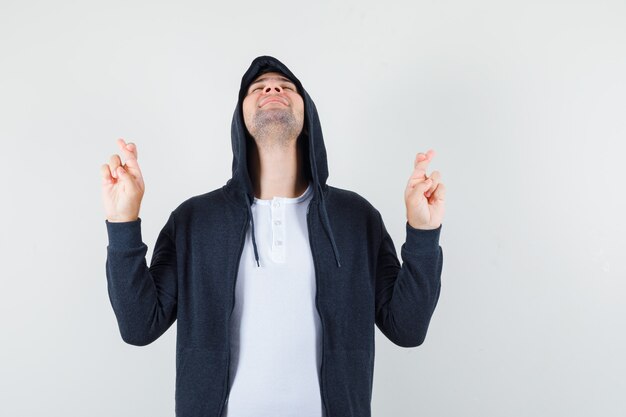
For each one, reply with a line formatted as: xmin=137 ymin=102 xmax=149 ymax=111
xmin=259 ymin=97 xmax=288 ymax=107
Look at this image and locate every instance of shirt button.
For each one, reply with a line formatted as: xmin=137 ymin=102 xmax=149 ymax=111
xmin=275 ymin=240 xmax=283 ymax=246
xmin=274 ymin=220 xmax=281 ymax=225
xmin=273 ymin=201 xmax=280 ymax=208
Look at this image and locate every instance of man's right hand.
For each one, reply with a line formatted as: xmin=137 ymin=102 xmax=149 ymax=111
xmin=101 ymin=138 xmax=145 ymax=222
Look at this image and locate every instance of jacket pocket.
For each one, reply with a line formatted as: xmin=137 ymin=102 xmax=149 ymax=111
xmin=175 ymin=348 xmax=229 ymax=417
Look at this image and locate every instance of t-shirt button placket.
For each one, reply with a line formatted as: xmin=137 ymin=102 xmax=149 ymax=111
xmin=271 ymin=199 xmax=285 ymax=262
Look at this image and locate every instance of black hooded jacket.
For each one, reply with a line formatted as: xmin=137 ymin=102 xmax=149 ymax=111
xmin=105 ymin=55 xmax=443 ymax=417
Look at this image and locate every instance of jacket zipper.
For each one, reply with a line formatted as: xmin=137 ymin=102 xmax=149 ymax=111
xmin=217 ymin=214 xmax=248 ymax=417
xmin=307 ymin=200 xmax=329 ymax=417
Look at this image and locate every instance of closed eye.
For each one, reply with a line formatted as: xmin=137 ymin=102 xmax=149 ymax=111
xmin=248 ymin=84 xmax=296 ymax=94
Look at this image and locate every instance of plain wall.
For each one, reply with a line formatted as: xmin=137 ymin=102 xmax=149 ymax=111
xmin=1 ymin=0 xmax=624 ymax=416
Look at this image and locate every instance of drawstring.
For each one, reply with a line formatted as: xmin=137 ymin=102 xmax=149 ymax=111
xmin=243 ymin=186 xmax=342 ymax=268
xmin=244 ymin=192 xmax=261 ymax=267
xmin=307 ymin=117 xmax=342 ymax=268
xmin=317 ymin=183 xmax=342 ymax=268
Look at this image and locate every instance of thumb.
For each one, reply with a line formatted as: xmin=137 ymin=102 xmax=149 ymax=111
xmin=116 ymin=165 xmax=128 ymax=178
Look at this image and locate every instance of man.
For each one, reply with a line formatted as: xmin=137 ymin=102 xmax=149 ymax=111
xmin=101 ymin=55 xmax=445 ymax=417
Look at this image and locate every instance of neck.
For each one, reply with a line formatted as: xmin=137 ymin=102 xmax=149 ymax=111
xmin=247 ymin=134 xmax=309 ymax=199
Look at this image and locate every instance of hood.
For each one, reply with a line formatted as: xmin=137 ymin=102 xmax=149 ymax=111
xmin=222 ymin=55 xmax=342 ymax=268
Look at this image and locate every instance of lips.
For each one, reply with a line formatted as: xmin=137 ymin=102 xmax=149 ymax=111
xmin=259 ymin=97 xmax=288 ymax=107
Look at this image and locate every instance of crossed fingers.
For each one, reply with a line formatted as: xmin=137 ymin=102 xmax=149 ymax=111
xmin=408 ymin=149 xmax=441 ymax=199
xmin=109 ymin=138 xmax=140 ymax=179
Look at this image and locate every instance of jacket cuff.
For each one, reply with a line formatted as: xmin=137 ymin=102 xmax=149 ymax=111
xmin=105 ymin=217 xmax=143 ymax=248
xmin=404 ymin=221 xmax=441 ymax=254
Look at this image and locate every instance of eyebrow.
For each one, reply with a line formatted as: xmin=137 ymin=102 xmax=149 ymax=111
xmin=249 ymin=76 xmax=295 ymax=87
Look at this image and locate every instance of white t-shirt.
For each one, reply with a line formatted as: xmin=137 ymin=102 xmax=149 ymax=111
xmin=223 ymin=181 xmax=324 ymax=417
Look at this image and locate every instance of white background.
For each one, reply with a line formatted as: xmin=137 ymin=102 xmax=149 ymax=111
xmin=1 ymin=0 xmax=624 ymax=416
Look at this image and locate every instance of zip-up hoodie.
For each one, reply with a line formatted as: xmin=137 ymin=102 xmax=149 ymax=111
xmin=105 ymin=55 xmax=444 ymax=417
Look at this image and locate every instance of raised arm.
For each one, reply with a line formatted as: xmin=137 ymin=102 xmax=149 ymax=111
xmin=101 ymin=139 xmax=177 ymax=346
xmin=375 ymin=149 xmax=446 ymax=347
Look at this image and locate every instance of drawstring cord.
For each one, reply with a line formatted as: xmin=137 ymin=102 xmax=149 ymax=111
xmin=317 ymin=183 xmax=342 ymax=268
xmin=245 ymin=193 xmax=261 ymax=267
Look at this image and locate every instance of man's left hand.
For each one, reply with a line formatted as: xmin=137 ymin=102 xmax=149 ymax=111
xmin=404 ymin=149 xmax=446 ymax=230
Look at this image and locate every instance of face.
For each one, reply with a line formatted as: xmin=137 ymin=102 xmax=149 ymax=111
xmin=242 ymin=71 xmax=305 ymax=144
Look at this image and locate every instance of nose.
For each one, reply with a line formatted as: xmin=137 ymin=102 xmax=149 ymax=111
xmin=263 ymin=80 xmax=283 ymax=94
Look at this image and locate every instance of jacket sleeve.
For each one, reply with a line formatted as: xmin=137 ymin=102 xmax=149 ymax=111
xmin=374 ymin=211 xmax=443 ymax=348
xmin=105 ymin=213 xmax=178 ymax=346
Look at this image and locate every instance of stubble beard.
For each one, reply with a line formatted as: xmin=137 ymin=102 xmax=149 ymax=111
xmin=248 ymin=108 xmax=302 ymax=150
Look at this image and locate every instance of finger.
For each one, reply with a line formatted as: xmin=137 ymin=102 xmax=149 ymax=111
xmin=413 ymin=153 xmax=426 ymax=170
xmin=114 ymin=164 xmax=139 ymax=191
xmin=109 ymin=154 xmax=122 ymax=178
xmin=409 ymin=169 xmax=427 ymax=183
xmin=415 ymin=178 xmax=433 ymax=201
xmin=425 ymin=170 xmax=441 ymax=198
xmin=116 ymin=138 xmax=143 ymax=182
xmin=126 ymin=142 xmax=138 ymax=159
xmin=407 ymin=174 xmax=429 ymax=190
xmin=101 ymin=164 xmax=114 ymax=184
xmin=407 ymin=167 xmax=432 ymax=187
xmin=432 ymin=182 xmax=446 ymax=201
xmin=408 ymin=177 xmax=433 ymax=197
xmin=117 ymin=138 xmax=138 ymax=161
xmin=414 ymin=149 xmax=436 ymax=173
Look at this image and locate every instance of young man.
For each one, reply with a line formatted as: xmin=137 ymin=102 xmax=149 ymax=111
xmin=101 ymin=55 xmax=445 ymax=417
